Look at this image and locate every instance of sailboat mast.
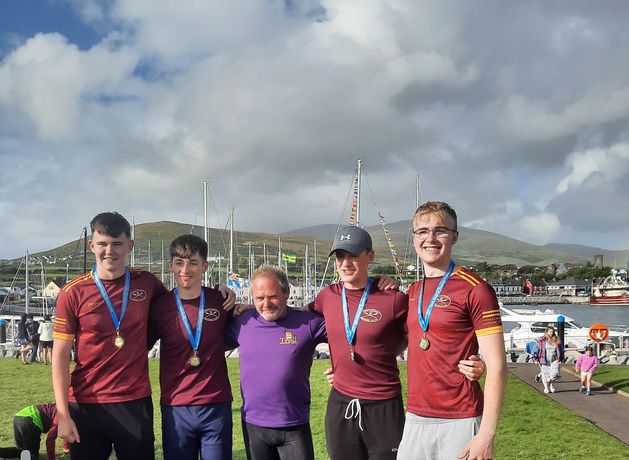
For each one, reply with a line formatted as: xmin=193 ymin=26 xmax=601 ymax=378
xmin=25 ymin=250 xmax=29 ymax=314
xmin=303 ymin=243 xmax=310 ymax=305
xmin=131 ymin=218 xmax=136 ymax=267
xmin=203 ymin=181 xmax=209 ymax=286
xmin=161 ymin=239 xmax=165 ymax=283
xmin=416 ymin=175 xmax=422 ymax=281
xmin=229 ymin=206 xmax=234 ymax=275
xmin=82 ymin=227 xmax=88 ymax=273
xmin=147 ymin=241 xmax=152 ymax=273
xmin=313 ymin=239 xmax=318 ymax=294
xmin=356 ymin=159 xmax=362 ymax=226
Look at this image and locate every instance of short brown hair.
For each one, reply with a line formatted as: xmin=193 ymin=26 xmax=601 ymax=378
xmin=90 ymin=212 xmax=131 ymax=238
xmin=170 ymin=234 xmax=208 ymax=260
xmin=252 ymin=265 xmax=290 ymax=294
xmin=412 ymin=201 xmax=458 ymax=230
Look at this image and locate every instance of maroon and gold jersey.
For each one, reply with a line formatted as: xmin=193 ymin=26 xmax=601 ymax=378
xmin=53 ymin=269 xmax=168 ymax=403
xmin=406 ymin=266 xmax=503 ymax=418
xmin=149 ymin=287 xmax=233 ymax=406
xmin=311 ymin=283 xmax=408 ymax=400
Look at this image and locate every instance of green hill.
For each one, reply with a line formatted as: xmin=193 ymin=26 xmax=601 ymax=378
xmin=2 ymin=220 xmax=617 ymax=286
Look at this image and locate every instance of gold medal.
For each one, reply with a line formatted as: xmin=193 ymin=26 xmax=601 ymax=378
xmin=189 ymin=353 xmax=201 ymax=367
xmin=114 ymin=332 xmax=125 ymax=349
xmin=419 ymin=336 xmax=430 ymax=351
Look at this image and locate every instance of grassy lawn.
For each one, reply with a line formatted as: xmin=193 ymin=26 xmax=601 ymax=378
xmin=587 ymin=365 xmax=629 ymax=393
xmin=0 ymin=359 xmax=628 ymax=459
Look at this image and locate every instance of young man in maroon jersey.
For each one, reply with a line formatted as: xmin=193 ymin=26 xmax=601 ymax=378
xmin=149 ymin=234 xmax=234 ymax=459
xmin=397 ymin=202 xmax=506 ymax=460
xmin=52 ymin=212 xmax=168 ymax=460
xmin=309 ymin=225 xmax=409 ymax=460
xmin=312 ymin=225 xmax=486 ymax=460
xmin=52 ymin=213 xmax=234 ymax=460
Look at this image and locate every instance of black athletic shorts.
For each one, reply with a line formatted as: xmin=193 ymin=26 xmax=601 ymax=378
xmin=68 ymin=396 xmax=154 ymax=460
xmin=325 ymin=388 xmax=405 ymax=460
xmin=242 ymin=420 xmax=315 ymax=460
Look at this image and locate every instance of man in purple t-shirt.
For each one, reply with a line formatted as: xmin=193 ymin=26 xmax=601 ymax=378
xmin=227 ymin=266 xmax=327 ymax=460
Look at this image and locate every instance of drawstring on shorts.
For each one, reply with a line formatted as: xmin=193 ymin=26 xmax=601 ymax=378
xmin=344 ymin=398 xmax=364 ymax=431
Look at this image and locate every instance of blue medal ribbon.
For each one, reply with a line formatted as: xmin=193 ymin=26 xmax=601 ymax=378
xmin=342 ymin=277 xmax=373 ymax=346
xmin=92 ymin=266 xmax=130 ymax=334
xmin=418 ymin=260 xmax=455 ymax=332
xmin=174 ymin=287 xmax=205 ymax=353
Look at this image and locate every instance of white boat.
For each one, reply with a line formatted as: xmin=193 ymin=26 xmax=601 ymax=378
xmin=501 ymin=305 xmax=629 ymax=351
xmin=589 ymin=269 xmax=629 ymax=306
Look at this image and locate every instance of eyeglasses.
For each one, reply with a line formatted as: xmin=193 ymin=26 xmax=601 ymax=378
xmin=412 ymin=227 xmax=457 ymax=240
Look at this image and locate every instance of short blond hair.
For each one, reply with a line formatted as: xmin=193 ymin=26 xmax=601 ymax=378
xmin=412 ymin=201 xmax=458 ymax=230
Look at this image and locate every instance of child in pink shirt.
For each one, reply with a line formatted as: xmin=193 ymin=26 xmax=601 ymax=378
xmin=575 ymin=346 xmax=599 ymax=396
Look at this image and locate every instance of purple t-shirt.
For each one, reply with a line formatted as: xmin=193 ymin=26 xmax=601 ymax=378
xmin=227 ymin=308 xmax=327 ymax=428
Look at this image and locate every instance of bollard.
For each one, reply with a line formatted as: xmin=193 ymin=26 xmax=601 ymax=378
xmin=557 ymin=315 xmax=565 ymax=359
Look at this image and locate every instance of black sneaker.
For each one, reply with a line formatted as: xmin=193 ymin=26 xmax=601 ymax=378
xmin=534 ymin=373 xmax=541 ymax=383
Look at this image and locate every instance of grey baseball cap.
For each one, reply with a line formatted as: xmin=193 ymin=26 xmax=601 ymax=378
xmin=329 ymin=225 xmax=373 ymax=256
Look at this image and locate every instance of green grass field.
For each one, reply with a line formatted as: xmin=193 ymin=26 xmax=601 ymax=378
xmin=584 ymin=365 xmax=629 ymax=393
xmin=0 ymin=360 xmax=627 ymax=459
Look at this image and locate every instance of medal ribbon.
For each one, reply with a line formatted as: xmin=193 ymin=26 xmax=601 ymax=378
xmin=418 ymin=260 xmax=455 ymax=332
xmin=92 ymin=266 xmax=130 ymax=334
xmin=174 ymin=288 xmax=205 ymax=353
xmin=342 ymin=277 xmax=373 ymax=346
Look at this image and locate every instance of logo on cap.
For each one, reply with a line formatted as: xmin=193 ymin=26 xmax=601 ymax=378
xmin=340 ymin=234 xmax=351 ymax=241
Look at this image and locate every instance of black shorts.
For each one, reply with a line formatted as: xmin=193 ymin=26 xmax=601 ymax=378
xmin=242 ymin=420 xmax=314 ymax=460
xmin=68 ymin=397 xmax=154 ymax=460
xmin=325 ymin=388 xmax=405 ymax=460
xmin=40 ymin=340 xmax=53 ymax=349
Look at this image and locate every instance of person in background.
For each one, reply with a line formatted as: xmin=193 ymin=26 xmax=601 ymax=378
xmin=17 ymin=314 xmax=33 ymax=364
xmin=533 ymin=326 xmax=563 ymax=394
xmin=38 ymin=315 xmax=54 ymax=365
xmin=575 ymin=345 xmax=598 ymax=396
xmin=26 ymin=315 xmax=40 ymax=363
xmin=0 ymin=403 xmax=70 ymax=460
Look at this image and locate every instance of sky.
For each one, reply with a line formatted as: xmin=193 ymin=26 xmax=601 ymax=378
xmin=1 ymin=0 xmax=629 ymax=259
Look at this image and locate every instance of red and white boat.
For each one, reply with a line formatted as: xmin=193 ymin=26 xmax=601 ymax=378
xmin=590 ymin=269 xmax=629 ymax=305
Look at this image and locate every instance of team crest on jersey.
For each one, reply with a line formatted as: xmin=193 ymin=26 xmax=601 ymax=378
xmin=203 ymin=308 xmax=221 ymax=322
xmin=280 ymin=331 xmax=298 ymax=345
xmin=130 ymin=289 xmax=147 ymax=302
xmin=435 ymin=295 xmax=451 ymax=308
xmin=360 ymin=308 xmax=382 ymax=323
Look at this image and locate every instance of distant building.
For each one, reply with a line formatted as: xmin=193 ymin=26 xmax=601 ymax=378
xmin=593 ymin=254 xmax=603 ymax=269
xmin=490 ymin=280 xmax=522 ymax=297
xmin=43 ymin=281 xmax=61 ymax=298
xmin=547 ymin=277 xmax=589 ymax=296
xmin=556 ymin=263 xmax=568 ymax=276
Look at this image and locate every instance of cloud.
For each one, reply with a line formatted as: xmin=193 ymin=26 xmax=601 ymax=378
xmin=0 ymin=32 xmax=139 ymax=140
xmin=1 ymin=1 xmax=629 ymax=259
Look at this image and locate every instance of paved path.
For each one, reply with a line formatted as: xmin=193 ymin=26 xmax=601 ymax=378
xmin=507 ymin=363 xmax=629 ymax=445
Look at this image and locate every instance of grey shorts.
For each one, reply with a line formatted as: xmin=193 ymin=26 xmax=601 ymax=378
xmin=396 ymin=412 xmax=481 ymax=460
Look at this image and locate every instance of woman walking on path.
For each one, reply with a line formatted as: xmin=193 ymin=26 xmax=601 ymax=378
xmin=575 ymin=346 xmax=598 ymax=396
xmin=534 ymin=326 xmax=563 ymax=394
